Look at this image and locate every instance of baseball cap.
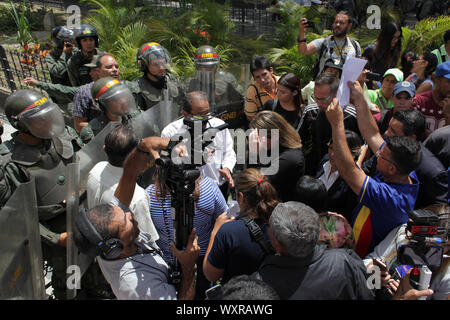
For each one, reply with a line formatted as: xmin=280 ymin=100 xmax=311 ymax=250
xmin=435 ymin=61 xmax=450 ymax=79
xmin=383 ymin=68 xmax=404 ymax=82
xmin=323 ymin=58 xmax=343 ymax=71
xmin=84 ymin=55 xmax=100 ymax=68
xmin=393 ymin=81 xmax=416 ymax=98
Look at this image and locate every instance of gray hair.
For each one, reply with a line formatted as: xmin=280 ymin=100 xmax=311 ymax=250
xmin=315 ymin=72 xmax=339 ymax=95
xmin=269 ymin=201 xmax=320 ymax=258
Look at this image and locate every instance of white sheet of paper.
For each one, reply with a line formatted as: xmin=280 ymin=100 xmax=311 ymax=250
xmin=337 ymin=57 xmax=367 ymax=107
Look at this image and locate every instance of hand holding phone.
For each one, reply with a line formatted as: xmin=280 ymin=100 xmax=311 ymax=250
xmin=372 ymin=257 xmax=387 ymax=270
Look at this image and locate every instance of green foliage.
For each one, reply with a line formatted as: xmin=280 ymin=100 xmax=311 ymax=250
xmin=267 ymin=0 xmax=335 ymax=48
xmin=0 ymin=2 xmax=49 ymax=34
xmin=267 ymin=44 xmax=316 ymax=85
xmin=402 ymin=16 xmax=450 ymax=54
xmin=82 ymin=0 xmax=147 ymax=53
xmin=5 ymin=0 xmax=35 ymax=46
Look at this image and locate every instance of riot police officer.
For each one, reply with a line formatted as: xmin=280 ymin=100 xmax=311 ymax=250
xmin=1 ymin=89 xmax=81 ymax=299
xmin=46 ymin=26 xmax=76 ymax=124
xmin=79 ymin=77 xmax=139 ymax=144
xmin=47 ymin=26 xmax=75 ymax=87
xmin=67 ymin=25 xmax=103 ymax=87
xmin=188 ymin=45 xmax=245 ymax=129
xmin=133 ymin=42 xmax=184 ymax=112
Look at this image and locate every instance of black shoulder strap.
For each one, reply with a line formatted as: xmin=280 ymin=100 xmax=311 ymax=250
xmin=350 ymin=38 xmax=361 ymax=56
xmin=249 ymin=84 xmax=264 ymax=112
xmin=240 ymin=215 xmax=274 ymax=255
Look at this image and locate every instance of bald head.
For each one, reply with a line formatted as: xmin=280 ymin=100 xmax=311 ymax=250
xmin=183 ymin=91 xmax=210 ymax=116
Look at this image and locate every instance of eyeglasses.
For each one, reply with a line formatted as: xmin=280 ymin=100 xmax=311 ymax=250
xmin=312 ymin=93 xmax=334 ymax=102
xmin=375 ymin=150 xmax=398 ymax=168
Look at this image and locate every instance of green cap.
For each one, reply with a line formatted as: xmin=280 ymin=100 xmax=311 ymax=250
xmin=383 ymin=68 xmax=404 ymax=82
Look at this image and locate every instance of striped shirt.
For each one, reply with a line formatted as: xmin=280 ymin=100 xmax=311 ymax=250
xmin=244 ymin=74 xmax=279 ymax=118
xmin=298 ymin=103 xmax=360 ymax=176
xmin=146 ymin=176 xmax=228 ymax=262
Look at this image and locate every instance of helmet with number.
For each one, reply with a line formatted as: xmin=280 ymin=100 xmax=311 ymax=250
xmin=91 ymin=77 xmax=137 ymax=117
xmin=136 ymin=42 xmax=171 ymax=73
xmin=51 ymin=26 xmax=75 ymax=49
xmin=193 ymin=45 xmax=220 ymax=69
xmin=75 ymin=24 xmax=99 ymax=49
xmin=5 ymin=90 xmax=65 ymax=139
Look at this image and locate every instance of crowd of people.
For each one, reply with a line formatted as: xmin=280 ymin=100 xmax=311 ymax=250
xmin=0 ymin=6 xmax=449 ymax=301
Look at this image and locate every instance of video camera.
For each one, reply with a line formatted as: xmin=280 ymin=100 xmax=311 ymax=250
xmin=155 ymin=114 xmax=228 ymax=286
xmin=398 ymin=209 xmax=449 ymax=296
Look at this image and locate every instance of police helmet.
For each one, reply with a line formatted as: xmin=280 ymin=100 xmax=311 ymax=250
xmin=136 ymin=42 xmax=171 ymax=73
xmin=193 ymin=45 xmax=220 ymax=69
xmin=5 ymin=90 xmax=65 ymax=139
xmin=91 ymin=77 xmax=137 ymax=116
xmin=75 ymin=24 xmax=99 ymax=49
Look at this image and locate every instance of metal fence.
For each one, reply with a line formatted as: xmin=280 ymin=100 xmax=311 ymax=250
xmin=0 ymin=45 xmax=51 ymax=93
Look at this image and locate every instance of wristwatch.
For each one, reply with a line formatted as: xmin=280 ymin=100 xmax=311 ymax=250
xmin=297 ymin=36 xmax=306 ymax=43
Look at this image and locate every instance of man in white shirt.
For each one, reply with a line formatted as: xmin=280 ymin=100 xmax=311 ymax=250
xmin=161 ymin=91 xmax=236 ymax=196
xmin=86 ymin=124 xmax=159 ymax=244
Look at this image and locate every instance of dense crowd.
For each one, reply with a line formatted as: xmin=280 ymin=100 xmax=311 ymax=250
xmin=0 ymin=5 xmax=448 ymax=301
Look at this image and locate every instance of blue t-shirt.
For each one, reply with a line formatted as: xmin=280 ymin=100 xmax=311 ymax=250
xmin=351 ymin=171 xmax=419 ymax=258
xmin=146 ymin=176 xmax=228 ymax=262
xmin=207 ymin=217 xmax=272 ymax=284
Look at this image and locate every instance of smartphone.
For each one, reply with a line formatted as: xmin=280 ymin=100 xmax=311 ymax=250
xmin=372 ymin=257 xmax=387 ymax=270
xmin=305 ymin=21 xmax=315 ymax=29
xmin=366 ymin=72 xmax=382 ymax=82
xmin=205 ymin=284 xmax=222 ymax=300
xmin=395 ymin=264 xmax=413 ymax=279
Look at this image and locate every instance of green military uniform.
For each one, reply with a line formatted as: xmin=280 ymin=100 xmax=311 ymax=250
xmin=134 ymin=73 xmax=184 ymax=111
xmin=1 ymin=89 xmax=113 ymax=299
xmin=46 ymin=49 xmax=77 ymax=123
xmin=46 ymin=49 xmax=73 ymax=87
xmin=0 ymin=129 xmax=80 ymax=299
xmin=67 ymin=49 xmax=101 ymax=87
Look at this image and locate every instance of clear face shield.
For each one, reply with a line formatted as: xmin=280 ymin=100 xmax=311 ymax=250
xmin=19 ymin=100 xmax=65 ymax=139
xmin=99 ymin=83 xmax=137 ymax=117
xmin=143 ymin=47 xmax=171 ymax=74
xmin=57 ymin=27 xmax=74 ymax=42
xmin=195 ymin=61 xmax=219 ymax=106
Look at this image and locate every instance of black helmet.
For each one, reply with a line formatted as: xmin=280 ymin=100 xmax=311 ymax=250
xmin=51 ymin=26 xmax=74 ymax=49
xmin=75 ymin=24 xmax=99 ymax=49
xmin=5 ymin=90 xmax=65 ymax=139
xmin=193 ymin=45 xmax=220 ymax=69
xmin=136 ymin=42 xmax=170 ymax=73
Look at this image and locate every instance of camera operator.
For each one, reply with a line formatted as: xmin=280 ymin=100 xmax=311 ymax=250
xmin=161 ymin=91 xmax=236 ymax=198
xmin=74 ymin=136 xmax=200 ymax=300
xmin=363 ymin=210 xmax=450 ymax=300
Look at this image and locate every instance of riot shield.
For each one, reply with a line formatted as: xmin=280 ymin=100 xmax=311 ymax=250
xmin=65 ymin=162 xmax=79 ymax=299
xmin=65 ymin=162 xmax=94 ymax=299
xmin=130 ymin=99 xmax=181 ymax=139
xmin=76 ymin=121 xmax=121 ymax=190
xmin=185 ymin=65 xmax=250 ymax=129
xmin=0 ymin=179 xmax=45 ymax=299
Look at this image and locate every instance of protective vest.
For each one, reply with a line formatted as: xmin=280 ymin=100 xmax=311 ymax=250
xmin=134 ymin=74 xmax=182 ymax=111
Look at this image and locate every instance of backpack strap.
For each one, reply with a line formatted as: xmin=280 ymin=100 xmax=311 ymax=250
xmin=239 ymin=215 xmax=274 ymax=255
xmin=248 ymin=84 xmax=264 ymax=112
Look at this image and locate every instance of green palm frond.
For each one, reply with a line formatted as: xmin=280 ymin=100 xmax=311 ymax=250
xmin=266 ymin=45 xmax=316 ymax=84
